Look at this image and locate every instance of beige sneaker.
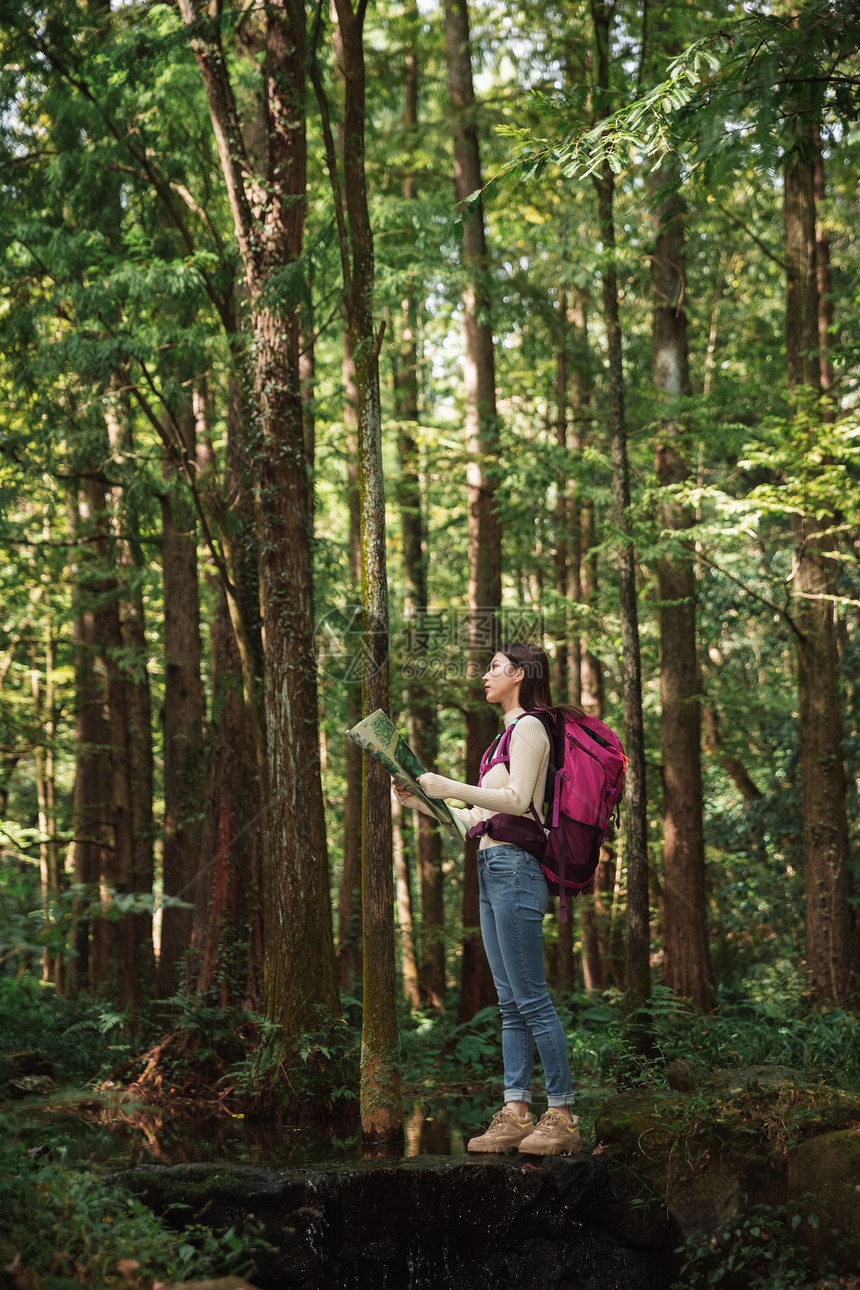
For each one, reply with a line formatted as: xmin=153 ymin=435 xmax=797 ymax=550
xmin=467 ymin=1108 xmax=535 ymax=1153
xmin=518 ymin=1108 xmax=582 ymax=1156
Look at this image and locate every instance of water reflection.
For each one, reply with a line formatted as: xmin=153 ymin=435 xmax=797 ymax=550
xmin=10 ymin=1088 xmax=604 ymax=1169
xmin=7 ymin=1092 xmax=492 ymax=1170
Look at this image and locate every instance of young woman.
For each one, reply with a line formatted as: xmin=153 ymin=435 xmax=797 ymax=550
xmin=395 ymin=642 xmax=581 ymax=1156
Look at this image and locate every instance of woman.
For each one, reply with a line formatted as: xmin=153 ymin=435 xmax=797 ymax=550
xmin=395 ymin=642 xmax=581 ymax=1156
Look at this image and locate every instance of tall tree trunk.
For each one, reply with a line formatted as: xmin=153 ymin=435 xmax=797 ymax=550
xmin=395 ymin=5 xmax=446 ymax=1014
xmin=592 ymin=0 xmax=650 ymax=1022
xmin=66 ymin=492 xmax=112 ymax=994
xmin=572 ymin=290 xmax=603 ymax=718
xmin=784 ymin=145 xmax=851 ymax=1004
xmin=157 ymin=397 xmax=206 ymax=998
xmin=30 ymin=637 xmax=51 ymax=983
xmin=82 ymin=469 xmax=139 ymax=1010
xmin=551 ymin=295 xmax=578 ymax=992
xmin=192 ymin=377 xmax=265 ymax=1007
xmin=179 ymin=0 xmax=340 ymax=1036
xmin=650 ymin=166 xmax=714 ymax=1011
xmin=105 ymin=402 xmax=156 ymax=999
xmin=325 ymin=0 xmax=402 ymax=1144
xmin=330 ymin=14 xmax=364 ymax=1002
xmin=444 ymin=0 xmax=501 ymax=1025
xmin=337 ymin=327 xmax=364 ymax=998
xmin=194 ymin=582 xmax=264 ymax=1008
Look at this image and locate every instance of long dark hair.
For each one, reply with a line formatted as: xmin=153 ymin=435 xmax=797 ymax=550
xmin=500 ymin=642 xmax=584 ymax=719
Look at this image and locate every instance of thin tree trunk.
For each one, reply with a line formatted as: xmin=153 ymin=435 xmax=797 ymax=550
xmin=157 ymin=398 xmax=206 ymax=998
xmin=395 ymin=5 xmax=446 ymax=1014
xmin=784 ymin=146 xmax=851 ymax=1004
xmin=650 ymin=165 xmax=713 ymax=1011
xmin=82 ymin=469 xmax=139 ymax=1011
xmin=812 ymin=130 xmax=835 ymax=412
xmin=592 ymin=0 xmax=650 ymax=1022
xmin=702 ymin=704 xmax=762 ymax=802
xmin=105 ymin=402 xmax=156 ymax=999
xmin=552 ymin=294 xmax=577 ymax=992
xmin=66 ymin=493 xmax=112 ymax=994
xmin=194 ymin=583 xmax=264 ymax=1007
xmin=444 ymin=0 xmax=500 ymax=1025
xmin=192 ymin=379 xmax=264 ymax=1007
xmin=393 ymin=798 xmax=420 ymax=1008
xmin=330 ymin=13 xmax=364 ymax=1002
xmin=30 ymin=639 xmax=51 ymax=983
xmin=572 ymin=292 xmax=602 ymax=718
xmin=337 ymin=328 xmax=364 ymax=998
xmin=327 ymin=0 xmax=401 ymax=1144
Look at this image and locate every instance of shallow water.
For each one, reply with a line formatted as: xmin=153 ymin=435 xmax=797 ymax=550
xmin=7 ymin=1086 xmax=607 ymax=1170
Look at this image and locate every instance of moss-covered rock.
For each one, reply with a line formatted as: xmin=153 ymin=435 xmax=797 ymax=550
xmin=787 ymin=1128 xmax=860 ymax=1269
xmin=593 ymin=1065 xmax=860 ymax=1274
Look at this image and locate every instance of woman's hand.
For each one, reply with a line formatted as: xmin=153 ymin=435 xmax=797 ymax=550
xmin=391 ymin=781 xmax=413 ymax=804
xmin=417 ymin=772 xmax=448 ymax=799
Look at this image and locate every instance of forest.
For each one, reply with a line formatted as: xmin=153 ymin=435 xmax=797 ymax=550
xmin=1 ymin=0 xmax=859 ymax=1282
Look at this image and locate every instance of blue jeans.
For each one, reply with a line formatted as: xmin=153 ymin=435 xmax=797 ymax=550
xmin=478 ymin=844 xmax=574 ymax=1108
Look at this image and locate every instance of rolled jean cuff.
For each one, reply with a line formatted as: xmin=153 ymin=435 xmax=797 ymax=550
xmin=504 ymin=1088 xmax=532 ymax=1105
xmin=547 ymin=1094 xmax=573 ymax=1108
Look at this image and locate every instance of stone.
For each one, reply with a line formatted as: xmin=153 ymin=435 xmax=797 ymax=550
xmin=665 ymin=1059 xmax=712 ymax=1093
xmin=111 ymin=1155 xmax=676 ymax=1290
xmin=594 ymin=1066 xmax=860 ymax=1276
xmin=0 ymin=1051 xmax=56 ymax=1100
xmin=787 ymin=1128 xmax=860 ymax=1270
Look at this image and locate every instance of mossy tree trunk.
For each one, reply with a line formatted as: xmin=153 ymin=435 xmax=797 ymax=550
xmin=395 ymin=10 xmax=446 ymax=1012
xmin=157 ymin=397 xmax=206 ymax=999
xmin=179 ymin=0 xmax=340 ymax=1037
xmin=320 ymin=0 xmax=402 ymax=1144
xmin=784 ymin=142 xmax=851 ymax=1005
xmin=444 ymin=0 xmax=500 ymax=1026
xmin=650 ymin=164 xmax=714 ymax=1012
xmin=591 ymin=0 xmax=650 ymax=1023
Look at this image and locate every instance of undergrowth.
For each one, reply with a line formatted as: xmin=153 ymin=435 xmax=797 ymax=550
xmin=670 ymin=1201 xmax=850 ymax=1290
xmin=0 ymin=1132 xmax=272 ymax=1289
xmin=399 ymin=985 xmax=860 ymax=1097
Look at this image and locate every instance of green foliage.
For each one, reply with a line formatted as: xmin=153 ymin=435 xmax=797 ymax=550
xmin=229 ymin=1007 xmax=359 ymax=1116
xmin=0 ymin=975 xmax=130 ymax=1086
xmin=671 ymin=1202 xmax=832 ymax=1290
xmin=592 ymin=987 xmax=860 ymax=1094
xmin=0 ymin=1130 xmax=270 ymax=1288
xmin=507 ymin=1 xmax=860 ymax=185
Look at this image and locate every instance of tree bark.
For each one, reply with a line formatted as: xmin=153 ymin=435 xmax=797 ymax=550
xmin=179 ymin=0 xmax=340 ymax=1035
xmin=337 ymin=327 xmax=364 ymax=999
xmin=194 ymin=582 xmax=264 ymax=1008
xmin=66 ymin=492 xmax=112 ymax=994
xmin=591 ymin=0 xmax=650 ymax=1022
xmin=392 ymin=798 xmax=420 ymax=1009
xmin=394 ymin=7 xmax=446 ymax=1014
xmin=327 ymin=0 xmax=402 ymax=1144
xmin=81 ymin=470 xmax=139 ymax=1011
xmin=784 ymin=146 xmax=851 ymax=1004
xmin=157 ymin=398 xmax=206 ymax=998
xmin=444 ymin=0 xmax=500 ymax=1025
xmin=650 ymin=165 xmax=714 ymax=1011
xmin=812 ymin=130 xmax=835 ymax=411
xmin=105 ymin=402 xmax=156 ymax=999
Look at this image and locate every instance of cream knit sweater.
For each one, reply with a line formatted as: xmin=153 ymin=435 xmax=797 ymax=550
xmin=413 ymin=707 xmax=550 ymax=849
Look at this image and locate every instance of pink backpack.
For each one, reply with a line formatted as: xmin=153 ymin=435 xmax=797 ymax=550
xmin=466 ymin=708 xmax=627 ymax=921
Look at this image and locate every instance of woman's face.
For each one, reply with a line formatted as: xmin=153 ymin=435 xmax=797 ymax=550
xmin=482 ymin=652 xmax=524 ymax=707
